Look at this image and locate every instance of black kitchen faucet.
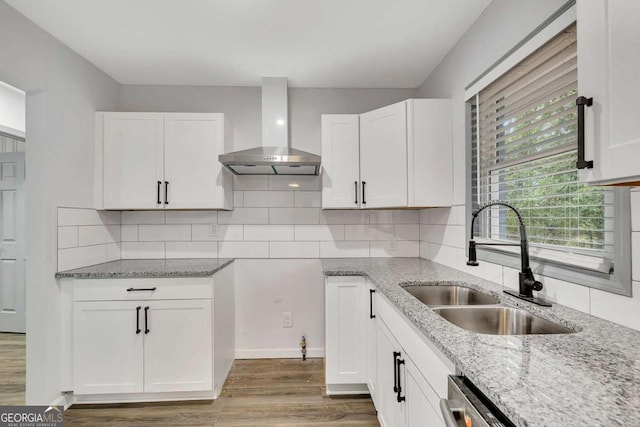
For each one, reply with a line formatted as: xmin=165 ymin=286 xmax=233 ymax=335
xmin=467 ymin=201 xmax=552 ymax=307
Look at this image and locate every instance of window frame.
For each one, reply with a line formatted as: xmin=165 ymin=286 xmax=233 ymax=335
xmin=463 ymin=1 xmax=632 ymax=296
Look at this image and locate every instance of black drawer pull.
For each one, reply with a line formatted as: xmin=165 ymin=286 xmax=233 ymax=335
xmin=144 ymin=306 xmax=150 ymax=334
xmin=393 ymin=351 xmax=400 ymax=393
xmin=354 ymin=181 xmax=358 ymax=205
xmin=164 ymin=181 xmax=169 ymax=205
xmin=576 ymin=96 xmax=594 ymax=169
xmin=362 ymin=181 xmax=367 ymax=205
xmin=157 ymin=181 xmax=162 ymax=204
xmin=126 ymin=287 xmax=157 ymax=292
xmin=135 ymin=306 xmax=141 ymax=334
xmin=396 ymin=358 xmax=406 ymax=403
xmin=369 ymin=289 xmax=376 ymax=319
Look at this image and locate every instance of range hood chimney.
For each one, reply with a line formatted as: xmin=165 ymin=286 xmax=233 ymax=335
xmin=218 ymin=77 xmax=321 ymax=175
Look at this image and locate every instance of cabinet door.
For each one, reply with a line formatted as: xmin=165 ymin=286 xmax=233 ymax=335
xmin=103 ymin=113 xmax=164 ymax=209
xmin=376 ymin=319 xmax=406 ymax=427
xmin=405 ymin=357 xmax=445 ymax=427
xmin=325 ymin=276 xmax=367 ymax=387
xmin=73 ymin=301 xmax=144 ymax=394
xmin=360 ymin=102 xmax=407 ymax=208
xmin=143 ymin=299 xmax=212 ymax=393
xmin=321 ymin=115 xmax=361 ymax=209
xmin=578 ymin=0 xmax=640 ymax=185
xmin=164 ymin=113 xmax=231 ymax=209
xmin=366 ymin=283 xmax=378 ymax=407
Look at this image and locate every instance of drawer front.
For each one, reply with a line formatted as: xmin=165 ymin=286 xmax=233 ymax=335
xmin=73 ymin=277 xmax=213 ymax=301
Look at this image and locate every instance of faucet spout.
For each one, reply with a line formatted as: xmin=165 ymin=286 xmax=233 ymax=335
xmin=467 ymin=201 xmax=551 ymax=307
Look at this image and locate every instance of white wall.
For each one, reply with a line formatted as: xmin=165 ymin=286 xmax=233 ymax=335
xmin=417 ymin=0 xmax=640 ymax=331
xmin=0 ymin=0 xmax=120 ymax=405
xmin=0 ymin=81 xmax=25 ymax=136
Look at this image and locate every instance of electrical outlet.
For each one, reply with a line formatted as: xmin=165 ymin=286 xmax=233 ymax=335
xmin=209 ymin=223 xmax=218 ymax=237
xmin=282 ymin=312 xmax=293 ymax=328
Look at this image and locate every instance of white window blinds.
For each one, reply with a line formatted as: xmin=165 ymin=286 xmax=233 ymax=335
xmin=470 ymin=23 xmax=614 ymax=258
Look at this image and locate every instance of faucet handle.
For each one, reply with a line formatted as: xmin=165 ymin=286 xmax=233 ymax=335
xmin=531 ymin=280 xmax=543 ymax=292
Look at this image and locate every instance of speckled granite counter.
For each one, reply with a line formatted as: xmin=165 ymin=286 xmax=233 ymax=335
xmin=322 ymin=257 xmax=640 ymax=427
xmin=55 ymin=258 xmax=234 ymax=279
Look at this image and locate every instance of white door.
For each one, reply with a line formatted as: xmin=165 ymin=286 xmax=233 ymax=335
xmin=103 ymin=113 xmax=164 ymax=209
xmin=405 ymin=357 xmax=445 ymax=427
xmin=0 ymin=152 xmax=25 ymax=333
xmin=360 ymin=102 xmax=408 ymax=208
xmin=366 ymin=283 xmax=377 ymax=407
xmin=144 ymin=299 xmax=212 ymax=392
xmin=321 ymin=115 xmax=361 ymax=209
xmin=376 ymin=318 xmax=406 ymax=427
xmin=164 ymin=113 xmax=230 ymax=209
xmin=578 ymin=0 xmax=640 ymax=185
xmin=73 ymin=301 xmax=144 ymax=394
xmin=325 ymin=276 xmax=367 ymax=386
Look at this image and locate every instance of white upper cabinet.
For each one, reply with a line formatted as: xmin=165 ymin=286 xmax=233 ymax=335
xmin=321 ymin=99 xmax=453 ymax=209
xmin=360 ymin=102 xmax=409 ymax=208
xmin=96 ymin=112 xmax=233 ymax=210
xmin=321 ymin=115 xmax=361 ymax=209
xmin=577 ymin=0 xmax=640 ymax=185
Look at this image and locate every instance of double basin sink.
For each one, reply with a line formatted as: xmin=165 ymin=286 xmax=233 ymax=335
xmin=403 ymin=285 xmax=573 ymax=335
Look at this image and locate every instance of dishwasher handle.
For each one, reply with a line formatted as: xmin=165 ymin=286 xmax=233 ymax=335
xmin=440 ymin=398 xmax=463 ymax=427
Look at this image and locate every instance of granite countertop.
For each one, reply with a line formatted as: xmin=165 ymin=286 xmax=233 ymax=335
xmin=322 ymin=257 xmax=640 ymax=427
xmin=55 ymin=258 xmax=234 ymax=279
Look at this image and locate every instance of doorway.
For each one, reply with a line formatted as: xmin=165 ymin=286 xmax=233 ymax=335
xmin=0 ymin=80 xmax=26 ymax=334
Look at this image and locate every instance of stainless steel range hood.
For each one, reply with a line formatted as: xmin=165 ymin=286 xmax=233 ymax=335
xmin=219 ymin=77 xmax=321 ymax=175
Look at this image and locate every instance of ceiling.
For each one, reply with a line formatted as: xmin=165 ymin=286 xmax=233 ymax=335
xmin=5 ymin=0 xmax=491 ymax=88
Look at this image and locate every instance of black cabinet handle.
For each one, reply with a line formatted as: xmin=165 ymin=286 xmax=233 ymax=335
xmin=362 ymin=181 xmax=366 ymax=205
xmin=157 ymin=181 xmax=162 ymax=204
xmin=126 ymin=287 xmax=157 ymax=292
xmin=393 ymin=351 xmax=400 ymax=393
xmin=135 ymin=306 xmax=141 ymax=334
xmin=396 ymin=358 xmax=406 ymax=403
xmin=354 ymin=181 xmax=358 ymax=205
xmin=144 ymin=306 xmax=150 ymax=334
xmin=369 ymin=289 xmax=376 ymax=319
xmin=164 ymin=181 xmax=169 ymax=205
xmin=576 ymin=96 xmax=594 ymax=169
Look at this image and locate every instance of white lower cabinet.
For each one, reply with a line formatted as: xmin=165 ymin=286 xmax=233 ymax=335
xmin=366 ymin=282 xmax=378 ymax=408
xmin=69 ymin=271 xmax=235 ymax=403
xmin=376 ymin=318 xmax=405 ymax=427
xmin=404 ymin=356 xmax=445 ymax=427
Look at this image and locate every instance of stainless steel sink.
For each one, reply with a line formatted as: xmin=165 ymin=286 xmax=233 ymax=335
xmin=433 ymin=306 xmax=574 ymax=335
xmin=403 ymin=285 xmax=500 ymax=307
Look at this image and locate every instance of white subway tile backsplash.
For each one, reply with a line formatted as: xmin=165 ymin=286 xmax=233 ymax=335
xmin=122 ymin=211 xmax=165 ymax=224
xmin=121 ymin=225 xmax=139 ymax=242
xmin=269 ymin=242 xmax=320 ymax=258
xmin=320 ymin=241 xmax=369 ymax=258
xmin=192 ymin=224 xmax=244 ymax=241
xmin=234 ymin=175 xmax=268 ymax=191
xmin=456 ymin=248 xmax=502 ymax=283
xmin=106 ymin=211 xmax=122 ymax=225
xmin=165 ymin=211 xmax=217 ymax=224
xmin=370 ymin=210 xmax=419 ymax=224
xmin=420 ymin=209 xmax=430 ymax=224
xmin=218 ymin=241 xmax=269 ymax=258
xmin=269 ymin=208 xmax=320 ymax=224
xmin=243 ymin=191 xmax=294 ymax=207
xmin=138 ymin=224 xmax=191 ymax=242
xmin=295 ymin=225 xmax=344 ymax=241
xmin=537 ymin=276 xmax=591 ymax=312
xmin=57 ymin=226 xmax=78 ymax=249
xmin=419 ymin=241 xmax=430 ymax=259
xmin=58 ymin=245 xmax=107 ymax=271
xmin=166 ymin=241 xmax=218 ymax=258
xmin=345 ymin=224 xmax=394 ymax=241
xmin=590 ymin=282 xmax=640 ymax=331
xmin=370 ymin=240 xmax=419 ymax=257
xmin=234 ymin=191 xmax=244 ymax=208
xmin=106 ymin=242 xmax=121 ymax=262
xmin=244 ymin=225 xmax=294 ymax=241
xmin=218 ymin=208 xmax=269 ymax=224
xmin=319 ymin=210 xmax=369 ymax=225
xmin=78 ymin=225 xmax=120 ymax=246
xmin=428 ymin=207 xmax=455 ymax=225
xmin=395 ymin=224 xmax=420 ymax=241
xmin=268 ymin=175 xmax=321 ymax=191
xmin=294 ymin=191 xmax=321 ymax=208
xmin=121 ymin=242 xmax=165 ymax=259
xmin=58 ymin=208 xmax=106 ymax=226
xmin=428 ymin=243 xmax=458 ymax=269
xmin=421 ymin=224 xmax=444 ymax=243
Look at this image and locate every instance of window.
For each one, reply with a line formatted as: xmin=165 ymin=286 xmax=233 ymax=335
xmin=466 ymin=21 xmax=631 ymax=295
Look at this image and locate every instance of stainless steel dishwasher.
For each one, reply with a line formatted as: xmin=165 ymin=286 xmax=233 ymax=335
xmin=440 ymin=376 xmax=515 ymax=427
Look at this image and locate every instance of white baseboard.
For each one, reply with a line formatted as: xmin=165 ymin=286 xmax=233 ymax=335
xmin=235 ymin=347 xmax=324 ymax=359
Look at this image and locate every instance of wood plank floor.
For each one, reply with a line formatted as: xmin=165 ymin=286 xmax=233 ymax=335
xmin=0 ymin=332 xmax=26 ymax=406
xmin=65 ymin=358 xmax=380 ymax=426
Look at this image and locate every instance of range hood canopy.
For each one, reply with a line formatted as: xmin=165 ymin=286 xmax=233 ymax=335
xmin=219 ymin=77 xmax=321 ymax=175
